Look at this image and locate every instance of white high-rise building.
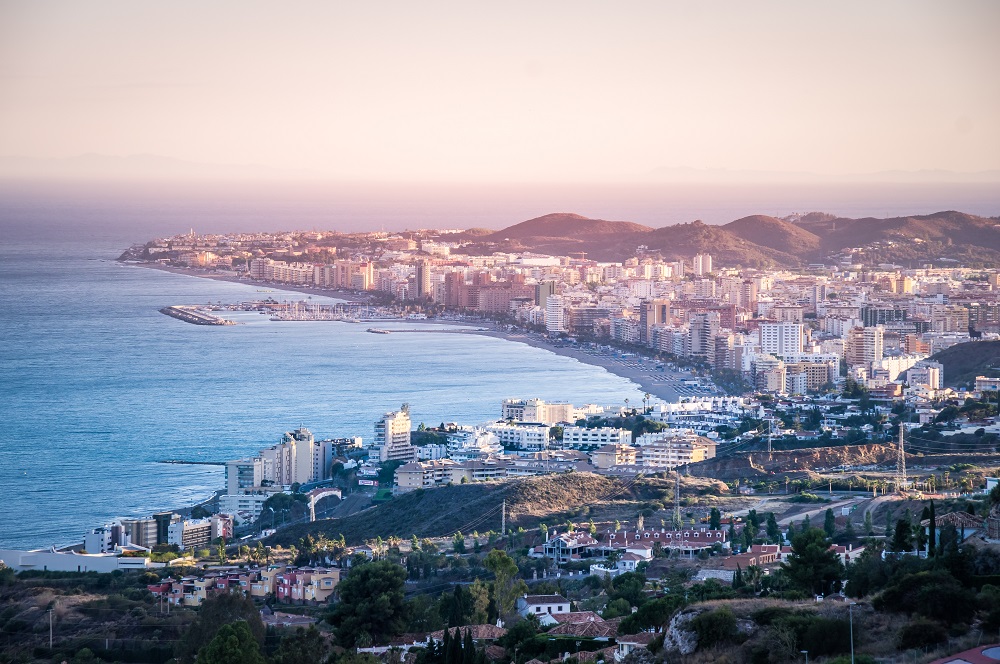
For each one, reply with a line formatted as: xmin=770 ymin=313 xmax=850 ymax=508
xmin=759 ymin=322 xmax=805 ymax=357
xmin=374 ymin=405 xmax=415 ymax=463
xmin=693 ymin=253 xmax=713 ymax=276
xmin=545 ymin=294 xmax=565 ymax=333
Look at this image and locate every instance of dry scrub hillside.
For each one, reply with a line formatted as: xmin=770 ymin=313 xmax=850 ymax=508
xmin=269 ymin=472 xmax=729 ymax=547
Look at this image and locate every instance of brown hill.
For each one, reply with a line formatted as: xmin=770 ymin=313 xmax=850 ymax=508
xmin=722 ymin=215 xmax=821 ymax=256
xmin=489 ymin=212 xmax=653 ymax=241
xmin=461 ymin=209 xmax=996 ymax=267
xmin=796 ymin=210 xmax=1000 ymax=261
xmin=642 ymin=221 xmax=803 ymax=268
xmin=474 ymin=213 xmax=804 ymax=265
xmin=265 ymin=472 xmax=727 ymax=547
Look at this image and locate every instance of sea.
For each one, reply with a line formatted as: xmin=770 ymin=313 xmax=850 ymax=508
xmin=2 ymin=180 xmax=998 ymax=550
xmin=0 ymin=225 xmax=647 ymax=551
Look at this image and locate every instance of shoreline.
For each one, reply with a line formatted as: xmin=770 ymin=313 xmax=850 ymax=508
xmin=132 ymin=262 xmax=721 ymax=403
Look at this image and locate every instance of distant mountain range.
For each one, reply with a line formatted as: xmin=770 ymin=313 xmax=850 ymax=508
xmin=459 ymin=210 xmax=1000 ymax=267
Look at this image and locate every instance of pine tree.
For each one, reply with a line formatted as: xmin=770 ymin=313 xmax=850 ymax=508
xmin=824 ymin=508 xmax=836 ymax=538
xmin=863 ymin=510 xmax=874 ymax=536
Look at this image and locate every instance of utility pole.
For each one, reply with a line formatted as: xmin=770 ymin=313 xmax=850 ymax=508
xmin=501 ymin=499 xmax=506 ymax=536
xmin=895 ymin=425 xmax=907 ymax=493
xmin=48 ymin=608 xmax=53 ymax=648
xmin=849 ymin=602 xmax=856 ymax=664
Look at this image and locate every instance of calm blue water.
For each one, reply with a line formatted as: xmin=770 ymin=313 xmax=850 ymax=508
xmin=0 ymin=234 xmax=645 ymax=550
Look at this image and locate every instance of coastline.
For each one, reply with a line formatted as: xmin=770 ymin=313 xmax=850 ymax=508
xmin=132 ymin=262 xmax=713 ymax=403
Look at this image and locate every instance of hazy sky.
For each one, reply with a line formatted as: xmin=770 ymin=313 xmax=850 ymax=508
xmin=1 ymin=1 xmax=998 ymax=182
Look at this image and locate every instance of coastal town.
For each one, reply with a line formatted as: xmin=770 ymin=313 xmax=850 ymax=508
xmin=5 ymin=220 xmax=1000 ymax=662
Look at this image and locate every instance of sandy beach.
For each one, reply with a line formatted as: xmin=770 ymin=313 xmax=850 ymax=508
xmin=135 ymin=263 xmax=720 ymax=403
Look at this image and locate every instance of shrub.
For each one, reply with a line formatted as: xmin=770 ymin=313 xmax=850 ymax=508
xmin=691 ymin=607 xmax=740 ymax=648
xmin=789 ymin=492 xmax=829 ymax=504
xmin=874 ymin=570 xmax=976 ymax=623
xmin=897 ymin=618 xmax=948 ymax=649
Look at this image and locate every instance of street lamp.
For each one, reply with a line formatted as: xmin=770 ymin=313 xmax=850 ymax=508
xmin=266 ymin=507 xmax=275 ymax=530
xmin=800 ymin=650 xmax=809 ymax=663
xmin=849 ymin=602 xmax=857 ymax=664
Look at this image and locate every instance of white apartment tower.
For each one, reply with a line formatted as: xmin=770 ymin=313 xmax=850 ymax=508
xmin=759 ymin=322 xmax=805 ymax=357
xmin=545 ymin=294 xmax=565 ymax=333
xmin=374 ymin=405 xmax=415 ymax=463
xmin=693 ymin=253 xmax=713 ymax=276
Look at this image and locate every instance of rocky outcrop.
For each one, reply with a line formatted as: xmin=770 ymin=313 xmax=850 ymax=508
xmin=661 ymin=610 xmax=700 ymax=655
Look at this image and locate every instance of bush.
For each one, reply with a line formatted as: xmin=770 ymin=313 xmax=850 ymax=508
xmin=789 ymin=493 xmax=829 ymax=504
xmin=690 ymin=607 xmax=740 ymax=649
xmin=826 ymin=656 xmax=876 ymax=664
xmin=874 ymin=570 xmax=977 ymax=623
xmin=898 ymin=619 xmax=948 ymax=650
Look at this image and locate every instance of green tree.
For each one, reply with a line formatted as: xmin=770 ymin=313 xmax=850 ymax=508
xmin=824 ymin=508 xmax=836 ymax=538
xmin=453 ymin=531 xmax=466 ymax=554
xmin=195 ymin=621 xmax=266 ymax=664
xmin=484 ymin=549 xmax=527 ymax=623
xmin=709 ymin=507 xmax=721 ymax=530
xmin=274 ymin=626 xmax=328 ymax=664
xmin=733 ymin=564 xmax=745 ymax=589
xmin=766 ymin=512 xmax=781 ymax=544
xmin=468 ymin=578 xmax=490 ymax=625
xmin=863 ymin=510 xmax=874 ymax=536
xmin=781 ymin=528 xmax=845 ymax=596
xmin=441 ymin=585 xmax=473 ymax=627
xmin=327 ymin=560 xmax=408 ymax=647
xmin=177 ymin=592 xmax=265 ymax=664
xmin=891 ymin=519 xmax=913 ymax=552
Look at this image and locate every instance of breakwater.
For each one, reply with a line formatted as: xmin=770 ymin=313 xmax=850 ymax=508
xmin=159 ymin=305 xmax=236 ymax=326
